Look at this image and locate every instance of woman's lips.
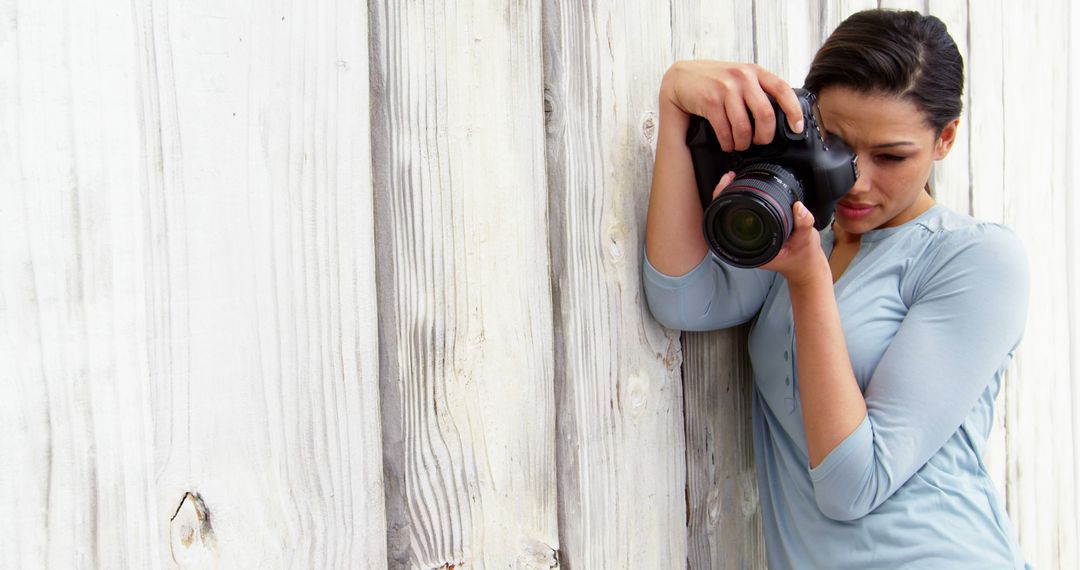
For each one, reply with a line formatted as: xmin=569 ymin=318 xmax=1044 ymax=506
xmin=835 ymin=202 xmax=875 ymax=219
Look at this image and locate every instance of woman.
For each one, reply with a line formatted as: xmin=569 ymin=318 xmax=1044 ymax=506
xmin=643 ymin=10 xmax=1029 ymax=569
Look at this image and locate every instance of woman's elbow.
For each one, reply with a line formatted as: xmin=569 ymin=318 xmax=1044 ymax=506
xmin=644 ymin=297 xmax=691 ymax=331
xmin=814 ymin=493 xmax=874 ymax=522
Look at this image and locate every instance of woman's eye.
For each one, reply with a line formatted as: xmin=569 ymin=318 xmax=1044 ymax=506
xmin=877 ymin=154 xmax=907 ymax=163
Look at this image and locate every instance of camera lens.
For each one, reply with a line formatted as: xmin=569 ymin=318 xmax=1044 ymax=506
xmin=721 ymin=208 xmax=768 ymax=252
xmin=703 ymin=163 xmax=804 ymax=268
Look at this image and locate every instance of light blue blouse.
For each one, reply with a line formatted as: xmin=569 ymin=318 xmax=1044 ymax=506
xmin=643 ymin=204 xmax=1030 ymax=569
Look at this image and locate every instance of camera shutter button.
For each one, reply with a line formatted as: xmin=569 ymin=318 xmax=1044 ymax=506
xmin=784 ymin=119 xmax=807 ymax=141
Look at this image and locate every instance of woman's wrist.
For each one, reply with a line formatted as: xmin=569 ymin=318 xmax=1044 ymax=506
xmin=781 ymin=250 xmax=832 ymax=290
xmin=659 ymin=61 xmax=697 ymax=116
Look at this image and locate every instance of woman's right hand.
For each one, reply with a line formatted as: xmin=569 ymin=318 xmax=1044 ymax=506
xmin=660 ymin=61 xmax=804 ymax=152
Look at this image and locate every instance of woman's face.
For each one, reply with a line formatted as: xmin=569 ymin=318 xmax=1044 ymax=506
xmin=815 ymin=86 xmax=959 ymax=237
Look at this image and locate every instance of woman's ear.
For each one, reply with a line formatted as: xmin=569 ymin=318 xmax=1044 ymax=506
xmin=932 ymin=118 xmax=961 ymax=160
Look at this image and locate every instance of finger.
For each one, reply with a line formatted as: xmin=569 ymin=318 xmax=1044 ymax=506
xmin=794 ymin=201 xmax=815 ymax=229
xmin=707 ymin=115 xmax=735 ymax=153
xmin=759 ymin=72 xmax=803 ymax=133
xmin=724 ymin=93 xmax=753 ymax=151
xmin=744 ymin=85 xmax=777 ymax=146
xmin=711 ymin=171 xmax=736 ymax=199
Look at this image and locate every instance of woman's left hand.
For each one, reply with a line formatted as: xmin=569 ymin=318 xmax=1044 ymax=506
xmin=760 ymin=201 xmax=831 ymax=286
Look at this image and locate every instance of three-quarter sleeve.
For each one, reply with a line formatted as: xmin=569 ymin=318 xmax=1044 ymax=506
xmin=642 ymin=248 xmax=775 ymax=331
xmin=808 ymin=224 xmax=1030 ymax=521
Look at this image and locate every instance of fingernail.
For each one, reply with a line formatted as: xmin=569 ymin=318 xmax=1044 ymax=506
xmin=793 ymin=120 xmax=804 ymax=133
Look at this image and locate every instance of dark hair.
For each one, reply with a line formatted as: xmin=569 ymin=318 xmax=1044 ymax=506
xmin=804 ymin=9 xmax=963 ymax=135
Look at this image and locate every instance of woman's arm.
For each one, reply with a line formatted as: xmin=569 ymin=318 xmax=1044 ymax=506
xmin=645 ymin=61 xmax=803 ymax=276
xmin=761 ymin=204 xmax=868 ymax=468
xmin=770 ymin=213 xmax=1030 ymax=521
xmin=642 ymin=61 xmax=805 ymax=331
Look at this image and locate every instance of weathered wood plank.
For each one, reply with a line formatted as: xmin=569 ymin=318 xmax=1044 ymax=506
xmin=927 ymin=0 xmax=971 ymax=214
xmin=757 ymin=0 xmax=829 ymax=83
xmin=878 ymin=0 xmax=927 ymax=13
xmin=785 ymin=0 xmax=827 ymax=87
xmin=682 ymin=327 xmax=764 ymax=570
xmin=669 ymin=0 xmax=752 ymax=63
xmin=370 ymin=1 xmax=559 ymax=568
xmin=0 ymin=0 xmax=388 ymax=567
xmin=821 ymin=0 xmax=878 ymax=44
xmin=1066 ymin=1 xmax=1080 ymax=566
xmin=543 ymin=1 xmax=688 ymax=567
xmin=667 ymin=2 xmax=765 ymax=569
xmin=0 ymin=4 xmax=161 ymax=567
xmin=146 ymin=2 xmax=388 ymax=565
xmin=966 ymin=0 xmax=1009 ymax=502
xmin=1000 ymin=1 xmax=1076 ymax=567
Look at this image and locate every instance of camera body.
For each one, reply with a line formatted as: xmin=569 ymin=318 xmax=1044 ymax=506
xmin=686 ymin=88 xmax=859 ymax=268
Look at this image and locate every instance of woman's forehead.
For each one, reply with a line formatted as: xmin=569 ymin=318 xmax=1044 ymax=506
xmin=816 ymin=87 xmax=934 ymax=145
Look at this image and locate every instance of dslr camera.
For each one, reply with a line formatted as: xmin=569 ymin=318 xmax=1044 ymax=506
xmin=686 ymin=88 xmax=859 ymax=268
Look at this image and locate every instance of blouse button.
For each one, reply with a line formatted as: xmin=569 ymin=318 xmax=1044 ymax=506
xmin=785 ymin=376 xmax=791 ymax=386
xmin=783 ymin=350 xmax=789 ymax=361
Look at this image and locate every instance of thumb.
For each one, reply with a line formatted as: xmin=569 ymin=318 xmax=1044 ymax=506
xmin=712 ymin=171 xmax=736 ymax=199
xmin=794 ymin=202 xmax=815 ymax=227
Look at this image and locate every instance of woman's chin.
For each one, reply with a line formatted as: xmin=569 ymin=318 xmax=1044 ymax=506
xmin=832 ymin=215 xmax=875 ymax=238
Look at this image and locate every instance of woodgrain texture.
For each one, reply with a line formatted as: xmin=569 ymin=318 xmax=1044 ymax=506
xmin=820 ymin=0 xmax=878 ymax=44
xmin=370 ymin=1 xmax=559 ymax=568
xmin=543 ymin=1 xmax=688 ymax=567
xmin=927 ymin=0 xmax=971 ymax=214
xmin=1000 ymin=1 xmax=1077 ymax=568
xmin=682 ymin=325 xmax=763 ymax=570
xmin=878 ymin=0 xmax=927 ymax=11
xmin=0 ymin=4 xmax=160 ymax=567
xmin=966 ymin=0 xmax=1010 ymax=504
xmin=2 ymin=1 xmax=1078 ymax=568
xmin=1067 ymin=3 xmax=1080 ymax=567
xmin=668 ymin=2 xmax=764 ymax=568
xmin=0 ymin=0 xmax=387 ymax=567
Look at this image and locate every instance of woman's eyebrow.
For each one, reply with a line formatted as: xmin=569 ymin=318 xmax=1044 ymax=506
xmin=870 ymin=141 xmax=916 ymax=149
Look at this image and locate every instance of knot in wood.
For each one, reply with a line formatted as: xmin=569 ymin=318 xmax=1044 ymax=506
xmin=169 ymin=492 xmax=217 ymax=567
xmin=640 ymin=110 xmax=658 ymax=148
xmin=625 ymin=373 xmax=649 ymax=418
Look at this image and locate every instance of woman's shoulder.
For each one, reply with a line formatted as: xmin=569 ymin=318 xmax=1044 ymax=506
xmin=905 ymin=205 xmax=1029 ymax=295
xmin=915 ymin=205 xmax=1026 ymax=262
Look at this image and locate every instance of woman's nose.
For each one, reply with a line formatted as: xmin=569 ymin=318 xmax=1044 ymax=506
xmin=848 ymin=168 xmax=871 ymax=195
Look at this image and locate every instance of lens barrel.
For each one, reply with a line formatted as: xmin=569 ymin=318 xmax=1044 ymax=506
xmin=703 ymin=163 xmax=804 ymax=268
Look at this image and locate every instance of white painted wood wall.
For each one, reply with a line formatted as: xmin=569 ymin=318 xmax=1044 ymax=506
xmin=1 ymin=1 xmax=1075 ymax=568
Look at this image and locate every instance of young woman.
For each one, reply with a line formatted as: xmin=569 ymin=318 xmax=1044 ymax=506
xmin=643 ymin=10 xmax=1029 ymax=569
